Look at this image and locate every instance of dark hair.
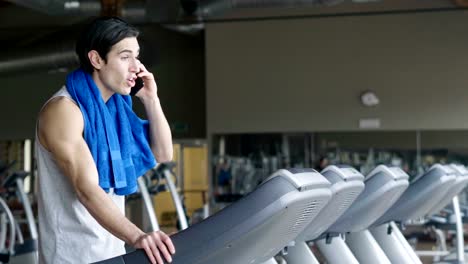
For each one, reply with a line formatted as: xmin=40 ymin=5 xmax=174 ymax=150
xmin=75 ymin=17 xmax=140 ymax=73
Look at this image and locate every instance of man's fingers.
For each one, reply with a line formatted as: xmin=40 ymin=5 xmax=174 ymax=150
xmin=147 ymin=236 xmax=164 ymax=264
xmin=153 ymin=231 xmax=173 ymax=263
xmin=137 ymin=64 xmax=155 ymax=80
xmin=161 ymin=233 xmax=176 ymax=254
xmin=141 ymin=240 xmax=157 ymax=264
xmin=155 ymin=238 xmax=172 ymax=263
xmin=137 ymin=64 xmax=149 ymax=76
xmin=149 ymin=242 xmax=164 ymax=264
xmin=139 ymin=63 xmax=148 ymax=72
xmin=138 ymin=231 xmax=176 ymax=264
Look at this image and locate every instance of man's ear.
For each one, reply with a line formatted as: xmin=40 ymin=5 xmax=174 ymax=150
xmin=88 ymin=50 xmax=104 ymax=70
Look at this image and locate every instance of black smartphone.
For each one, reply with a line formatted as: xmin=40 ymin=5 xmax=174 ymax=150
xmin=130 ymin=77 xmax=144 ymax=96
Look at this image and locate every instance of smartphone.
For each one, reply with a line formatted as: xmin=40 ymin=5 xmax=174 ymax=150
xmin=130 ymin=77 xmax=144 ymax=96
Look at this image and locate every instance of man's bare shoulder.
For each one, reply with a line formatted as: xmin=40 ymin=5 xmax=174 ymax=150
xmin=39 ymin=96 xmax=82 ymax=127
xmin=38 ymin=97 xmax=83 ymax=150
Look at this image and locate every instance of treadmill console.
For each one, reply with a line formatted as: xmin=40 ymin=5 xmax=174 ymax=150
xmin=411 ymin=163 xmax=454 ymax=183
xmin=441 ymin=164 xmax=457 ymax=175
xmin=389 ymin=167 xmax=408 ymax=178
xmin=429 ymin=164 xmax=454 ymax=175
xmin=366 ymin=165 xmax=409 ymax=181
xmin=285 ymin=168 xmax=319 ymax=174
xmin=321 ymin=165 xmax=364 ymax=182
xmin=450 ymin=164 xmax=468 ymax=176
xmin=265 ymin=169 xmax=330 ymax=191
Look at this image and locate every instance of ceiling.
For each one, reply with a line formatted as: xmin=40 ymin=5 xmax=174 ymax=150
xmin=0 ymin=0 xmax=465 ymax=74
xmin=0 ymin=0 xmax=464 ymax=44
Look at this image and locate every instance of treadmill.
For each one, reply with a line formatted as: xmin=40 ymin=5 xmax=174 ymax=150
xmin=94 ymin=168 xmax=333 ymax=264
xmin=370 ymin=163 xmax=457 ymax=264
xmin=422 ymin=164 xmax=468 ymax=264
xmin=0 ymin=197 xmax=15 ymax=264
xmin=316 ymin=165 xmax=409 ymax=264
xmin=426 ymin=164 xmax=468 ymax=216
xmin=134 ymin=163 xmax=189 ymax=233
xmin=2 ymin=171 xmax=38 ymax=264
xmin=437 ymin=164 xmax=468 ymax=264
xmin=283 ymin=165 xmax=365 ymax=264
xmin=376 ymin=164 xmax=458 ymax=225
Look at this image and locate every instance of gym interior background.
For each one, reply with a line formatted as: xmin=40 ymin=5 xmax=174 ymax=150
xmin=2 ymin=0 xmax=468 ymax=262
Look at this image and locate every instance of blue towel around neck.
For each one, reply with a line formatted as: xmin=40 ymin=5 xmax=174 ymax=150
xmin=66 ymin=68 xmax=156 ymax=195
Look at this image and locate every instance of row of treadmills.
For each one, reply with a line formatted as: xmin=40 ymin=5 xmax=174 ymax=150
xmin=96 ymin=163 xmax=468 ymax=264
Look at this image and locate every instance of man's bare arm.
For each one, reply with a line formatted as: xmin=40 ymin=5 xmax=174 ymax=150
xmin=135 ymin=64 xmax=173 ymax=163
xmin=141 ymin=96 xmax=173 ymax=163
xmin=38 ymin=97 xmax=174 ymax=264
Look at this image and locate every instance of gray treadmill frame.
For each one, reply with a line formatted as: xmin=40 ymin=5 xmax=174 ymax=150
xmin=327 ymin=164 xmax=409 ymax=233
xmin=375 ymin=163 xmax=457 ymax=225
xmin=94 ymin=169 xmax=333 ymax=264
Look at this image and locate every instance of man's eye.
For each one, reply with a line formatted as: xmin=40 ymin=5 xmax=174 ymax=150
xmin=121 ymin=57 xmax=129 ymax=60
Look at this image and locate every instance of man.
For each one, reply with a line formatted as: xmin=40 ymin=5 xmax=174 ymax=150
xmin=36 ymin=17 xmax=175 ymax=264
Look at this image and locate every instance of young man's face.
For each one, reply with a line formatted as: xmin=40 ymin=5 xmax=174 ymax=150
xmin=97 ymin=37 xmax=140 ymax=95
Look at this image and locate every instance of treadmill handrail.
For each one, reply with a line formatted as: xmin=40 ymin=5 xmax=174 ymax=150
xmin=2 ymin=171 xmax=29 ymax=189
xmin=14 ymin=178 xmax=38 ymax=240
xmin=137 ymin=177 xmax=160 ymax=232
xmin=0 ymin=197 xmax=15 ymax=255
xmin=162 ymin=169 xmax=188 ymax=230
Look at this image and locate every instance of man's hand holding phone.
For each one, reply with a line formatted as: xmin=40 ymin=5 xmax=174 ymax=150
xmin=131 ymin=64 xmax=159 ymax=101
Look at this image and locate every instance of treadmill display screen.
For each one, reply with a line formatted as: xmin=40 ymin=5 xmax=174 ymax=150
xmin=390 ymin=167 xmax=406 ymax=176
xmin=287 ymin=168 xmax=318 ymax=174
xmin=456 ymin=165 xmax=468 ymax=174
xmin=342 ymin=167 xmax=360 ymax=176
xmin=442 ymin=166 xmax=455 ymax=174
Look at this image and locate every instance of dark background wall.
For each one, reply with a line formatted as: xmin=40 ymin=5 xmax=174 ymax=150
xmin=0 ymin=25 xmax=205 ymax=140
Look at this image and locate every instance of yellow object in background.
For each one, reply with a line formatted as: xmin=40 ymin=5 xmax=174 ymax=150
xmin=153 ymin=142 xmax=208 ymax=227
xmin=183 ymin=146 xmax=208 ymax=191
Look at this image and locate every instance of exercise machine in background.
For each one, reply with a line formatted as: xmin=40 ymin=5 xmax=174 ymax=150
xmin=0 ymin=170 xmax=38 ymax=264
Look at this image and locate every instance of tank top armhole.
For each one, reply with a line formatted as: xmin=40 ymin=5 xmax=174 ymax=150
xmin=36 ymin=86 xmax=79 ymax=152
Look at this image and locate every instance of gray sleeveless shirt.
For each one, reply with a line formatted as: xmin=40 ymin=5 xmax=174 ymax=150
xmin=35 ymin=87 xmax=126 ymax=263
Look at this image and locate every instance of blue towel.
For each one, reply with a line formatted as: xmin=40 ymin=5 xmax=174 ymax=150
xmin=66 ymin=68 xmax=156 ymax=195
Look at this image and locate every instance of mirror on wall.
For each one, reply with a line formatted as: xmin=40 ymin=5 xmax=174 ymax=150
xmin=211 ymin=130 xmax=468 ymax=202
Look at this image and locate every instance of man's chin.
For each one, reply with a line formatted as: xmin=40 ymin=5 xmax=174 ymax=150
xmin=121 ymin=86 xmax=132 ymax=95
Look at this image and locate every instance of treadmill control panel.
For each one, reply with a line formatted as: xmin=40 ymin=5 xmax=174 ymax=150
xmin=430 ymin=163 xmax=454 ymax=175
xmin=285 ymin=168 xmax=319 ymax=174
xmin=450 ymin=164 xmax=468 ymax=176
xmin=389 ymin=167 xmax=407 ymax=178
xmin=441 ymin=164 xmax=457 ymax=175
xmin=321 ymin=165 xmax=364 ymax=181
xmin=366 ymin=165 xmax=409 ymax=181
xmin=342 ymin=167 xmax=362 ymax=177
xmin=267 ymin=169 xmax=331 ymax=191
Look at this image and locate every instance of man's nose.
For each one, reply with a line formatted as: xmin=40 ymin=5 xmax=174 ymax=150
xmin=130 ymin=59 xmax=140 ymax=72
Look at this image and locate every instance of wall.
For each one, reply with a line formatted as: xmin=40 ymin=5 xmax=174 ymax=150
xmin=206 ymin=10 xmax=468 ymax=134
xmin=317 ymin=130 xmax=468 ymax=150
